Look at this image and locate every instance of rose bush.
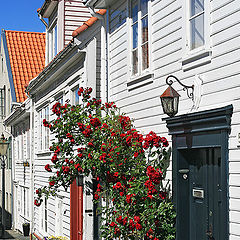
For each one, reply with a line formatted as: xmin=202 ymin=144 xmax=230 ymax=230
xmin=35 ymin=87 xmax=176 ymax=240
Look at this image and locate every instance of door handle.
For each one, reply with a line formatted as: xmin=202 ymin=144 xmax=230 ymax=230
xmin=206 ymin=224 xmax=213 ymax=239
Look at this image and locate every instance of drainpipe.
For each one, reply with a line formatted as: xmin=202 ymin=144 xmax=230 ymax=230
xmin=37 ymin=11 xmax=49 ymax=66
xmin=29 ymin=97 xmax=34 ymax=236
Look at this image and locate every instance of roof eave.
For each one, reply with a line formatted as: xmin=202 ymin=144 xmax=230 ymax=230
xmin=39 ymin=0 xmax=58 ymax=18
xmin=26 ymin=42 xmax=86 ymax=95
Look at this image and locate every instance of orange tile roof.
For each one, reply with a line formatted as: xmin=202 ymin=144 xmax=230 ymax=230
xmin=72 ymin=9 xmax=107 ymax=37
xmin=5 ymin=30 xmax=46 ymax=102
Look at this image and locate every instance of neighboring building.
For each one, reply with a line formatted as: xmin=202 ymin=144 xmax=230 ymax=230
xmin=7 ymin=1 xmax=101 ymax=239
xmin=81 ymin=0 xmax=240 ymax=240
xmin=2 ymin=30 xmax=46 ymax=232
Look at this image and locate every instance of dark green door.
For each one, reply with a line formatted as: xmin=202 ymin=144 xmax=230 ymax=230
xmin=177 ymin=148 xmax=222 ymax=240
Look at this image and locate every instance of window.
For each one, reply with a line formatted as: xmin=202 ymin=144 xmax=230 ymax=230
xmin=72 ymin=87 xmax=79 ymax=105
xmin=48 ymin=23 xmax=58 ymax=62
xmin=189 ymin=0 xmax=204 ymax=50
xmin=55 ymin=197 xmax=63 ymax=236
xmin=39 ymin=106 xmax=50 ymax=151
xmin=44 ymin=197 xmax=48 ymax=233
xmin=0 ymin=86 xmax=5 ymax=118
xmin=21 ymin=124 xmax=25 ymax=160
xmin=26 ymin=129 xmax=30 ymax=159
xmin=131 ymin=0 xmax=149 ymax=76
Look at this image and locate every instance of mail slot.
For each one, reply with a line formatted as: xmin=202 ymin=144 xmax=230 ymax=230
xmin=193 ymin=188 xmax=204 ymax=198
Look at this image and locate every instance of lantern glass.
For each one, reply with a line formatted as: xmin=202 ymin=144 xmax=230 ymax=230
xmin=0 ymin=134 xmax=9 ymax=156
xmin=0 ymin=141 xmax=8 ymax=156
xmin=161 ymin=96 xmax=179 ymax=117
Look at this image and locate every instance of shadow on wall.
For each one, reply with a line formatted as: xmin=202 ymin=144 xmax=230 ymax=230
xmin=0 ymin=207 xmax=12 ymax=229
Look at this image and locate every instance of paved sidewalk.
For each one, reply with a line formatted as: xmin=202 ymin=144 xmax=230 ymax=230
xmin=1 ymin=230 xmax=30 ymax=240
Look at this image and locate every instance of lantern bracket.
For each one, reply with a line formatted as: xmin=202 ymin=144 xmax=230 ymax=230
xmin=166 ymin=75 xmax=194 ymax=100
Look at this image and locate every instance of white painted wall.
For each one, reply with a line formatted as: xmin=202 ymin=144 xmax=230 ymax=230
xmin=106 ymin=0 xmax=240 ymax=238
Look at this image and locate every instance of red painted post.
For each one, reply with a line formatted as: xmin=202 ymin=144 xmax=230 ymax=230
xmin=70 ymin=180 xmax=83 ymax=240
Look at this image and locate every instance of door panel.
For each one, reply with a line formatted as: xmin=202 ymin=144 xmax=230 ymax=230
xmin=178 ymin=148 xmax=221 ymax=240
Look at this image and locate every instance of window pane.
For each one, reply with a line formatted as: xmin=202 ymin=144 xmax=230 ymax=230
xmin=40 ymin=110 xmax=43 ymax=150
xmin=190 ymin=13 xmax=204 ymax=49
xmin=132 ymin=23 xmax=138 ymax=49
xmin=132 ymin=49 xmax=138 ymax=75
xmin=142 ymin=43 xmax=149 ymax=70
xmin=141 ymin=0 xmax=148 ymax=17
xmin=191 ymin=0 xmax=204 ymax=17
xmin=45 ymin=107 xmax=49 ymax=149
xmin=131 ymin=0 xmax=138 ymax=23
xmin=74 ymin=88 xmax=79 ymax=105
xmin=141 ymin=17 xmax=148 ymax=44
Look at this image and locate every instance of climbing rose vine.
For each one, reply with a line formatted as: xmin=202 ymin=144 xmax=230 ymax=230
xmin=35 ymin=87 xmax=176 ymax=240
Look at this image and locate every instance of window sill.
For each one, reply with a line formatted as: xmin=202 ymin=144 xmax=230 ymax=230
xmin=127 ymin=72 xmax=154 ymax=91
xmin=36 ymin=151 xmax=52 ymax=157
xmin=181 ymin=48 xmax=212 ymax=71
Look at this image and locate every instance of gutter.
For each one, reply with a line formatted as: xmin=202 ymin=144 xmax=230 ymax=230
xmin=72 ymin=9 xmax=106 ymax=38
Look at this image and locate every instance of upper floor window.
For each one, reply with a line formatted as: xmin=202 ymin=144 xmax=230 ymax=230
xmin=39 ymin=105 xmax=50 ymax=151
xmin=48 ymin=22 xmax=58 ymax=62
xmin=189 ymin=0 xmax=204 ymax=50
xmin=131 ymin=0 xmax=149 ymax=76
xmin=72 ymin=87 xmax=80 ymax=106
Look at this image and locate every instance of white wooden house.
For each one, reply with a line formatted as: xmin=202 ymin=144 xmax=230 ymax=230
xmin=21 ymin=0 xmax=102 ymax=239
xmin=1 ymin=30 xmax=46 ymax=232
xmin=81 ymin=0 xmax=240 ymax=239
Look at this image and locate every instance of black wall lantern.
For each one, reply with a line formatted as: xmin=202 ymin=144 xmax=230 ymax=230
xmin=160 ymin=75 xmax=194 ymax=117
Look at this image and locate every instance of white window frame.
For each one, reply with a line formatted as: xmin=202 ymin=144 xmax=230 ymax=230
xmin=47 ymin=19 xmax=58 ymax=63
xmin=40 ymin=197 xmax=48 ymax=235
xmin=129 ymin=0 xmax=152 ymax=78
xmin=55 ymin=197 xmax=63 ymax=236
xmin=183 ymin=0 xmax=211 ymax=57
xmin=26 ymin=128 xmax=30 ymax=160
xmin=38 ymin=105 xmax=50 ymax=152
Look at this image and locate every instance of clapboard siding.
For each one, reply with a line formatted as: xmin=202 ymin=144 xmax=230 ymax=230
xmin=107 ymin=0 xmax=240 ymax=237
xmin=63 ymin=0 xmax=91 ymax=45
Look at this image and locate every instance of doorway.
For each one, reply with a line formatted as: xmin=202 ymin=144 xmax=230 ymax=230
xmin=178 ymin=148 xmax=221 ymax=240
xmin=165 ymin=105 xmax=233 ymax=240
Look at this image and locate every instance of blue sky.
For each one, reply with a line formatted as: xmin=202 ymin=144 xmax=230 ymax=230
xmin=0 ymin=0 xmax=45 ymax=33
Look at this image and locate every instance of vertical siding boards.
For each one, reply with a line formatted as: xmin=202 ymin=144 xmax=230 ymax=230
xmin=107 ymin=0 xmax=240 ymax=238
xmin=64 ymin=0 xmax=91 ymax=45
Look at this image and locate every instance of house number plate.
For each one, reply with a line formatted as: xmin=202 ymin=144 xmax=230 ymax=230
xmin=193 ymin=188 xmax=204 ymax=199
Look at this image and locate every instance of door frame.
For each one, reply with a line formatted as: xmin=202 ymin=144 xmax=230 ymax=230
xmin=165 ymin=105 xmax=233 ymax=240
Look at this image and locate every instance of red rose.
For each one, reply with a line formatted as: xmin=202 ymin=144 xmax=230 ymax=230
xmin=110 ymin=222 xmax=116 ymax=227
xmin=49 ymin=181 xmax=55 ymax=187
xmin=94 ymin=193 xmax=99 ymax=200
xmin=44 ymin=164 xmax=52 ymax=172
xmin=135 ymin=223 xmax=142 ymax=230
xmin=134 ymin=216 xmax=140 ymax=223
xmin=34 ymin=199 xmax=41 ymax=207
xmin=90 ymin=117 xmax=101 ymax=127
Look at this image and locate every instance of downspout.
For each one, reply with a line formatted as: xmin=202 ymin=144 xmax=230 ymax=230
xmin=29 ymin=96 xmax=34 ymax=236
xmin=37 ymin=11 xmax=49 ymax=66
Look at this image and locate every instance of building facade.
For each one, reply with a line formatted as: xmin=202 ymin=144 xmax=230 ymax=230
xmin=83 ymin=0 xmax=240 ymax=239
